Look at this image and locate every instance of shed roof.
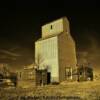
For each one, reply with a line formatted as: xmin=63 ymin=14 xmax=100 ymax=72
xmin=36 ymin=33 xmax=62 ymax=42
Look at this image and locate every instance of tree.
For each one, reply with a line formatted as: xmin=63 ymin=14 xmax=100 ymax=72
xmin=35 ymin=53 xmax=44 ymax=69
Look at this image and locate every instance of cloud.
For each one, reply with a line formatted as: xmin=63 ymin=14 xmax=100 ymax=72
xmin=0 ymin=49 xmax=21 ymax=57
xmin=77 ymin=34 xmax=100 ymax=71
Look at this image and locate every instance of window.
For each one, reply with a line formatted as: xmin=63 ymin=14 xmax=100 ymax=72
xmin=50 ymin=25 xmax=53 ymax=29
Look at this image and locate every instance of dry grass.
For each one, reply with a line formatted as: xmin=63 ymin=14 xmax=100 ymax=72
xmin=0 ymin=80 xmax=100 ymax=100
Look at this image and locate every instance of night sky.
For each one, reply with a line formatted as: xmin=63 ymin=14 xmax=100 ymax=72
xmin=0 ymin=0 xmax=100 ymax=70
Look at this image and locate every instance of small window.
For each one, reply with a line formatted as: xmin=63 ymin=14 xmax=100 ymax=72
xmin=50 ymin=25 xmax=53 ymax=29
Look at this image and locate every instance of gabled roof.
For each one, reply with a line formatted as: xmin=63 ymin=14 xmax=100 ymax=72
xmin=42 ymin=16 xmax=68 ymax=26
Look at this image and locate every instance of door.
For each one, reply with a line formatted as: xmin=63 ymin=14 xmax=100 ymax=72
xmin=47 ymin=72 xmax=51 ymax=84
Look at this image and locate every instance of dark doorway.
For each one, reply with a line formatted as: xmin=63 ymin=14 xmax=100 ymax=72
xmin=47 ymin=72 xmax=51 ymax=84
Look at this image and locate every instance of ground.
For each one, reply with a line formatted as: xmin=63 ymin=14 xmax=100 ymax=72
xmin=0 ymin=80 xmax=100 ymax=100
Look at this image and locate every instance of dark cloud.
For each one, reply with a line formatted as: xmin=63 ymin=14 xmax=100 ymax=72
xmin=0 ymin=0 xmax=100 ymax=70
